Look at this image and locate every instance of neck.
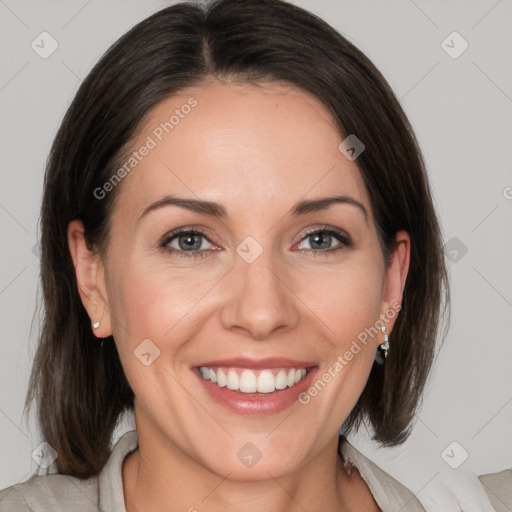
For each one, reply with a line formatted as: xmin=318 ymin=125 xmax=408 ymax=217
xmin=122 ymin=414 xmax=354 ymax=512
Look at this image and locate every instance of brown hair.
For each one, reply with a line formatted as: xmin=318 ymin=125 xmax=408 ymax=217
xmin=24 ymin=0 xmax=449 ymax=478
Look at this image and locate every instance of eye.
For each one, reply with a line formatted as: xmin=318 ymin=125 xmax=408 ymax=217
xmin=161 ymin=228 xmax=217 ymax=258
xmin=160 ymin=226 xmax=351 ymax=259
xmin=296 ymin=227 xmax=351 ymax=255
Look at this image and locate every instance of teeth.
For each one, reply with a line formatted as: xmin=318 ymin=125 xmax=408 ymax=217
xmin=217 ymin=368 xmax=227 ymax=387
xmin=275 ymin=369 xmax=288 ymax=389
xmin=198 ymin=366 xmax=309 ymax=394
xmin=226 ymin=369 xmax=239 ymax=391
xmin=257 ymin=370 xmax=275 ymax=393
xmin=240 ymin=369 xmax=257 ymax=393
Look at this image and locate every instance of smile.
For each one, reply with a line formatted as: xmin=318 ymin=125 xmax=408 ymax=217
xmin=198 ymin=366 xmax=308 ymax=394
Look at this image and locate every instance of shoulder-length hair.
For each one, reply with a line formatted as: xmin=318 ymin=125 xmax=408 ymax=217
xmin=25 ymin=0 xmax=449 ymax=478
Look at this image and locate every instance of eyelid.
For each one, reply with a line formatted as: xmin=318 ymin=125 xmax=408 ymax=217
xmin=297 ymin=225 xmax=351 ymax=243
xmin=160 ymin=224 xmax=351 ymax=260
xmin=161 ymin=224 xmax=350 ymax=246
xmin=161 ymin=226 xmax=216 ymax=244
xmin=293 ymin=225 xmax=352 ymax=251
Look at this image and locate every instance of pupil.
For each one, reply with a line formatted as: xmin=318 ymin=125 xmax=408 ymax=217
xmin=179 ymin=234 xmax=201 ymax=251
xmin=311 ymin=233 xmax=331 ymax=249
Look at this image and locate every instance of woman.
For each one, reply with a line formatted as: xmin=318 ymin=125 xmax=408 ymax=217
xmin=0 ymin=0 xmax=509 ymax=510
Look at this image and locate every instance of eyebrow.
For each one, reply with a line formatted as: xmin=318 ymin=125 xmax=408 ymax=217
xmin=138 ymin=194 xmax=369 ymax=224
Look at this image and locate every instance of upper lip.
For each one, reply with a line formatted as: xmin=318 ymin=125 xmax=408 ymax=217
xmin=192 ymin=357 xmax=317 ymax=369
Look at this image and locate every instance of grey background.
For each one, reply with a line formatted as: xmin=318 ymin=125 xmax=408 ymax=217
xmin=1 ymin=0 xmax=511 ymax=505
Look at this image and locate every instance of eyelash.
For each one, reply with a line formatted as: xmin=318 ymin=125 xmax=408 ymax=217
xmin=160 ymin=226 xmax=351 ymax=259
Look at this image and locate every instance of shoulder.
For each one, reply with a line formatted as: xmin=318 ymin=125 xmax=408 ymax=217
xmin=0 ymin=429 xmax=139 ymax=512
xmin=478 ymin=468 xmax=512 ymax=512
xmin=0 ymin=473 xmax=99 ymax=512
xmin=340 ymin=438 xmax=426 ymax=511
xmin=340 ymin=437 xmax=512 ymax=512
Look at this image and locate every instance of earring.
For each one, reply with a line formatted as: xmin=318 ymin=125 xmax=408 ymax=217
xmin=93 ymin=321 xmax=100 ymax=329
xmin=374 ymin=325 xmax=389 ymax=365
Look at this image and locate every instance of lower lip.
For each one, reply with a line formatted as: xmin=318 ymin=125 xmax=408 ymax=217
xmin=194 ymin=367 xmax=318 ymax=416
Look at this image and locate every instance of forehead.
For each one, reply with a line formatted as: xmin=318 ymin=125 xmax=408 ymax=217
xmin=111 ymin=81 xmax=372 ymax=225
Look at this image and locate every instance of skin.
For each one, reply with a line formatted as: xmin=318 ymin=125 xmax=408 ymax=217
xmin=68 ymin=80 xmax=410 ymax=512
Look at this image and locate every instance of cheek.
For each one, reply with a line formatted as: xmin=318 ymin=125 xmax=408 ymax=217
xmin=297 ymin=268 xmax=382 ymax=427
xmin=295 ymin=255 xmax=384 ymax=407
xmin=112 ymin=258 xmax=205 ymax=340
xmin=298 ymin=256 xmax=384 ymax=344
xmin=107 ymin=261 xmax=199 ymax=404
xmin=107 ymin=257 xmax=223 ymax=393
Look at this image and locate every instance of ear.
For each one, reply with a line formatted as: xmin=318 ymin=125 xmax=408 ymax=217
xmin=380 ymin=230 xmax=410 ymax=335
xmin=67 ymin=219 xmax=112 ymax=338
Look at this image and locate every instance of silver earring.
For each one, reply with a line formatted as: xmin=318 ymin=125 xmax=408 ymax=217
xmin=93 ymin=321 xmax=100 ymax=329
xmin=375 ymin=325 xmax=389 ymax=365
xmin=380 ymin=325 xmax=389 ymax=356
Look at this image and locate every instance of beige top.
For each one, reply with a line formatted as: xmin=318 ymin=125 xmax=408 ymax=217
xmin=0 ymin=430 xmax=510 ymax=511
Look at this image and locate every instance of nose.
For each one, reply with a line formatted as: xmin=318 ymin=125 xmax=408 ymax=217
xmin=220 ymin=250 xmax=300 ymax=341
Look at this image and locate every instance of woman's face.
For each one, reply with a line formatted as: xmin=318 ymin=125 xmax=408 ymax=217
xmin=71 ymin=80 xmax=409 ymax=479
